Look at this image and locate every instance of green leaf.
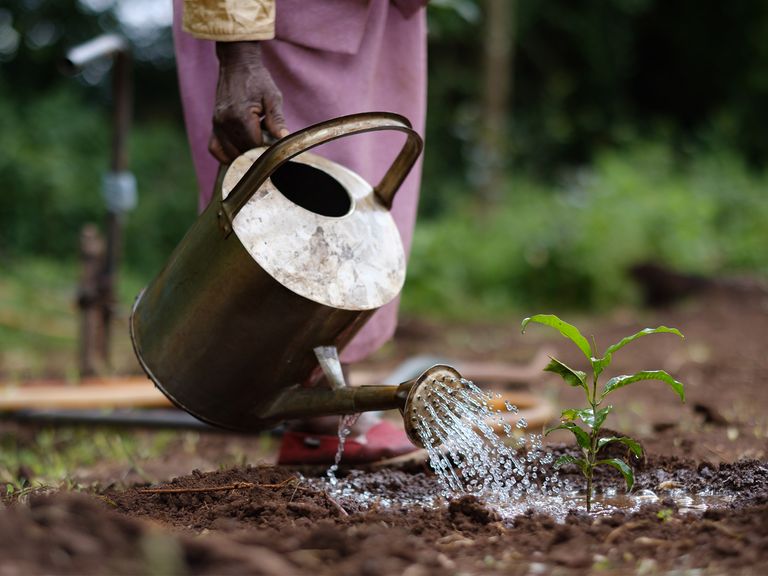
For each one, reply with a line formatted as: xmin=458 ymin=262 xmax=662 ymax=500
xmin=597 ymin=436 xmax=644 ymax=458
xmin=521 ymin=315 xmax=592 ymax=360
xmin=605 ymin=326 xmax=684 ymax=357
xmin=545 ymin=358 xmax=587 ymax=392
xmin=593 ymin=405 xmax=613 ymax=429
xmin=601 ymin=370 xmax=685 ymax=403
xmin=545 ymin=422 xmax=591 ymax=451
xmin=591 ymin=357 xmax=609 ymax=377
xmin=554 ymin=455 xmax=589 ymax=475
xmin=554 ymin=454 xmax=577 ymax=466
xmin=596 ymin=458 xmax=635 ymax=492
xmin=562 ymin=406 xmax=613 ymax=430
xmin=593 ymin=327 xmax=684 ymax=375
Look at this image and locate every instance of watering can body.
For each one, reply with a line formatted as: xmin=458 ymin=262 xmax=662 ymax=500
xmin=130 ymin=113 xmax=423 ymax=431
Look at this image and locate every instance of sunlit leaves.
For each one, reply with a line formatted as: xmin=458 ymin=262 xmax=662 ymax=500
xmin=602 ymin=370 xmax=685 ymax=403
xmin=597 ymin=436 xmax=643 ymax=458
xmin=561 ymin=406 xmax=612 ymax=430
xmin=545 ymin=422 xmax=591 ymax=451
xmin=544 ymin=358 xmax=587 ymax=392
xmin=596 ymin=458 xmax=635 ymax=492
xmin=593 ymin=327 xmax=684 ymax=375
xmin=521 ymin=315 xmax=592 ymax=360
xmin=522 ymin=314 xmax=685 ymax=511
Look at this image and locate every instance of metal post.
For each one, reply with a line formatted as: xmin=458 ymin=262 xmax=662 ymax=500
xmin=63 ymin=35 xmax=135 ymax=376
xmin=100 ymin=47 xmax=133 ymax=365
xmin=77 ymin=224 xmax=105 ymax=376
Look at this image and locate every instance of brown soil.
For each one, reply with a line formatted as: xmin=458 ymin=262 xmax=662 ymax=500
xmin=2 ymin=283 xmax=768 ymax=574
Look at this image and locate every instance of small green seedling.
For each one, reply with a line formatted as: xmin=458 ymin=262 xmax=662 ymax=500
xmin=521 ymin=314 xmax=685 ymax=512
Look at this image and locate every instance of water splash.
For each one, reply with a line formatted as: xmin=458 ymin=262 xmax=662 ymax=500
xmin=312 ymin=473 xmax=730 ymax=522
xmin=406 ymin=372 xmax=562 ymax=506
xmin=316 ymin=371 xmax=732 ymax=521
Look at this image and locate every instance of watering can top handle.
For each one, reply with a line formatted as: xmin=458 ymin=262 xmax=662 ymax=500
xmin=218 ymin=112 xmax=424 ymax=235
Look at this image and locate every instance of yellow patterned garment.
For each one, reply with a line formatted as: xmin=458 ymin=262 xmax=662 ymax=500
xmin=183 ymin=0 xmax=275 ymax=41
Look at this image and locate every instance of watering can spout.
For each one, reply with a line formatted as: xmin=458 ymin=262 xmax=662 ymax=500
xmin=260 ymin=380 xmax=414 ymax=422
xmin=260 ymin=363 xmax=462 ymax=449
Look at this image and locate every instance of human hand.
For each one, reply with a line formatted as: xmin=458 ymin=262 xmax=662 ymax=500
xmin=209 ymin=41 xmax=289 ymax=164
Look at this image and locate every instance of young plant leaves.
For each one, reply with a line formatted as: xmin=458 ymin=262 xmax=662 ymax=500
xmin=521 ymin=315 xmax=592 ymax=360
xmin=560 ymin=408 xmax=580 ymax=421
xmin=554 ymin=455 xmax=589 ymax=475
xmin=602 ymin=370 xmax=685 ymax=403
xmin=596 ymin=458 xmax=635 ymax=491
xmin=545 ymin=422 xmax=591 ymax=451
xmin=605 ymin=326 xmax=684 ymax=357
xmin=592 ymin=326 xmax=684 ymax=375
xmin=545 ymin=358 xmax=587 ymax=393
xmin=597 ymin=436 xmax=644 ymax=458
xmin=561 ymin=406 xmax=613 ymax=430
xmin=523 ymin=314 xmax=685 ymax=512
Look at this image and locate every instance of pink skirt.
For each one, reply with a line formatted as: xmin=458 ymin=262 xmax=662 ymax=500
xmin=172 ymin=0 xmax=427 ymax=362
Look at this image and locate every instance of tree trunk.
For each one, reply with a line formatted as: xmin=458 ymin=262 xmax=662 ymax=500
xmin=477 ymin=0 xmax=514 ymax=205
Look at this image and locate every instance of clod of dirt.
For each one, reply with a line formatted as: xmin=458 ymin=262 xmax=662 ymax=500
xmin=448 ymin=495 xmax=500 ymax=527
xmin=0 ymin=492 xmax=148 ymax=575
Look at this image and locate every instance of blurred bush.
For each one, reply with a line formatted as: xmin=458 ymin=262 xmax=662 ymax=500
xmin=0 ymin=83 xmax=105 ymax=258
xmin=0 ymin=80 xmax=196 ymax=281
xmin=1 ymin=0 xmax=768 ymax=318
xmin=403 ymin=142 xmax=768 ymax=318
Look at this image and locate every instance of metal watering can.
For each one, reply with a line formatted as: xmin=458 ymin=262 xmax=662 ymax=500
xmin=130 ymin=112 xmax=456 ymax=441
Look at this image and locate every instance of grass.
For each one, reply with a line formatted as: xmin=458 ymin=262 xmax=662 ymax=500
xmin=0 ymin=258 xmax=177 ymax=497
xmin=0 ymin=425 xmax=178 ymax=498
xmin=0 ymin=258 xmax=147 ymax=381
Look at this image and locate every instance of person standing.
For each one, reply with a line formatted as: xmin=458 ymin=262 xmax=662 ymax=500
xmin=172 ymin=0 xmax=428 ymax=463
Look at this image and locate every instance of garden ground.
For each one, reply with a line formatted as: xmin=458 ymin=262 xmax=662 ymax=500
xmin=1 ymin=281 xmax=767 ymax=575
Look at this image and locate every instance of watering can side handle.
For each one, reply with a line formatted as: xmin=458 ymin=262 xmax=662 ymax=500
xmin=218 ymin=112 xmax=424 ymax=235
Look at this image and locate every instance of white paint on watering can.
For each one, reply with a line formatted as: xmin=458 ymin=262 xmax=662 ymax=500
xmin=222 ymin=148 xmax=406 ymax=311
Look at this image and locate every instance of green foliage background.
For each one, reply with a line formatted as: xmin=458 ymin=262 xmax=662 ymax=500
xmin=1 ymin=0 xmax=767 ymax=317
xmin=406 ymin=143 xmax=768 ymax=317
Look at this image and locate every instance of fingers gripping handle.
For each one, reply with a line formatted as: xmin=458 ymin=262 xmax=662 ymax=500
xmin=218 ymin=112 xmax=423 ymax=235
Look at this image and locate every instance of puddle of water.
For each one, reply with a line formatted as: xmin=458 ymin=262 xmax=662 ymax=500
xmin=512 ymin=486 xmax=735 ymax=520
xmin=311 ymin=474 xmax=734 ymax=522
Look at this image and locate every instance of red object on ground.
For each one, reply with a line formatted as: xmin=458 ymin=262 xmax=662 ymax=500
xmin=277 ymin=420 xmax=418 ymax=465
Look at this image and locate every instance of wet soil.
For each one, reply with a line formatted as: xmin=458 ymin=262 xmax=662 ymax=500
xmin=2 ymin=283 xmax=768 ymax=574
xmin=1 ymin=458 xmax=766 ymax=575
